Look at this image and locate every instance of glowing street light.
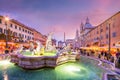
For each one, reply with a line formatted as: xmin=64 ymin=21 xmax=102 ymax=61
xmin=5 ymin=16 xmax=9 ymax=21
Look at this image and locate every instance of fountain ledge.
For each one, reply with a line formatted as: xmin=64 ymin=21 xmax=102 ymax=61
xmin=10 ymin=53 xmax=80 ymax=69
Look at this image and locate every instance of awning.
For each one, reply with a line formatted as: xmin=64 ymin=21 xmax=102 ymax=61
xmin=115 ymin=41 xmax=120 ymax=47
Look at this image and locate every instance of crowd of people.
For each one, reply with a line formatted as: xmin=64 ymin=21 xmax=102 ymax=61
xmin=79 ymin=48 xmax=120 ymax=68
xmin=0 ymin=45 xmax=18 ymax=54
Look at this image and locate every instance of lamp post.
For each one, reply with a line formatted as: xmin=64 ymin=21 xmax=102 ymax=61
xmin=5 ymin=16 xmax=9 ymax=54
xmin=108 ymin=24 xmax=111 ymax=55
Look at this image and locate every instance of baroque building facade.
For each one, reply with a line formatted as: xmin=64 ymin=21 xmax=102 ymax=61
xmin=0 ymin=15 xmax=46 ymax=45
xmin=80 ymin=11 xmax=120 ymax=48
xmin=79 ymin=17 xmax=94 ymax=47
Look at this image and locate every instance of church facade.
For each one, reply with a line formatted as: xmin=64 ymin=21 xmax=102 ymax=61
xmin=80 ymin=11 xmax=120 ymax=48
xmin=79 ymin=17 xmax=94 ymax=47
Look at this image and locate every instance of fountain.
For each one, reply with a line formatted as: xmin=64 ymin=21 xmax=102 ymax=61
xmin=10 ymin=32 xmax=80 ymax=69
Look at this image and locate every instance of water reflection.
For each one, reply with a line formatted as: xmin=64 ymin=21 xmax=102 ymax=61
xmin=3 ymin=70 xmax=8 ymax=80
xmin=0 ymin=60 xmax=10 ymax=80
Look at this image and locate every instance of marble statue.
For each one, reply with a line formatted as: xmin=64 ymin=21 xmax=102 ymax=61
xmin=33 ymin=41 xmax=42 ymax=55
xmin=40 ymin=46 xmax=45 ymax=55
xmin=60 ymin=43 xmax=72 ymax=54
xmin=16 ymin=44 xmax=23 ymax=54
xmin=45 ymin=32 xmax=56 ymax=52
xmin=29 ymin=42 xmax=34 ymax=52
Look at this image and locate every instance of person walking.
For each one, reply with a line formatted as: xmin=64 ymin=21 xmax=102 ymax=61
xmin=115 ymin=49 xmax=120 ymax=68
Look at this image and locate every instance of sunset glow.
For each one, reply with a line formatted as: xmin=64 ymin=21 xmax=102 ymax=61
xmin=0 ymin=0 xmax=120 ymax=40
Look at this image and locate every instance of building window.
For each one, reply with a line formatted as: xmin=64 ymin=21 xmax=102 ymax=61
xmin=4 ymin=29 xmax=6 ymax=34
xmin=100 ymin=29 xmax=103 ymax=32
xmin=106 ymin=34 xmax=108 ymax=39
xmin=10 ymin=24 xmax=12 ymax=27
xmin=106 ymin=26 xmax=108 ymax=30
xmin=19 ymin=27 xmax=21 ymax=30
xmin=106 ymin=41 xmax=108 ymax=44
xmin=15 ymin=32 xmax=17 ymax=37
xmin=0 ymin=28 xmax=2 ymax=33
xmin=0 ymin=19 xmax=2 ymax=24
xmin=19 ymin=33 xmax=21 ymax=37
xmin=22 ymin=34 xmax=24 ymax=38
xmin=112 ymin=32 xmax=116 ymax=37
xmin=15 ymin=25 xmax=17 ymax=29
xmin=109 ymin=23 xmax=110 ymax=27
xmin=25 ymin=30 xmax=27 ymax=33
xmin=11 ymin=31 xmax=13 ymax=34
xmin=5 ymin=22 xmax=7 ymax=26
xmin=97 ymin=31 xmax=99 ymax=34
xmin=113 ymin=23 xmax=115 ymax=28
xmin=23 ymin=29 xmax=24 ymax=32
xmin=100 ymin=36 xmax=103 ymax=40
xmin=27 ymin=36 xmax=29 ymax=40
xmin=113 ymin=43 xmax=115 ymax=46
xmin=96 ymin=37 xmax=99 ymax=40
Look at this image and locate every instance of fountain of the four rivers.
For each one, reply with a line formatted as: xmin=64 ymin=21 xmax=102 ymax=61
xmin=10 ymin=32 xmax=80 ymax=69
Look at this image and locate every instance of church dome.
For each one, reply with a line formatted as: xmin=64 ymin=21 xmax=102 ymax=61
xmin=84 ymin=17 xmax=94 ymax=29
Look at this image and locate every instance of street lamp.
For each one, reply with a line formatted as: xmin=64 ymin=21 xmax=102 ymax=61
xmin=4 ymin=16 xmax=9 ymax=54
xmin=108 ymin=24 xmax=111 ymax=55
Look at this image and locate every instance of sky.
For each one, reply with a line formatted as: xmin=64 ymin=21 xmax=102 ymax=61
xmin=0 ymin=0 xmax=120 ymax=41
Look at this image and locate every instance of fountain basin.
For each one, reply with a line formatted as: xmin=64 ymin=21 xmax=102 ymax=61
xmin=0 ymin=55 xmax=109 ymax=80
xmin=10 ymin=52 xmax=80 ymax=69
